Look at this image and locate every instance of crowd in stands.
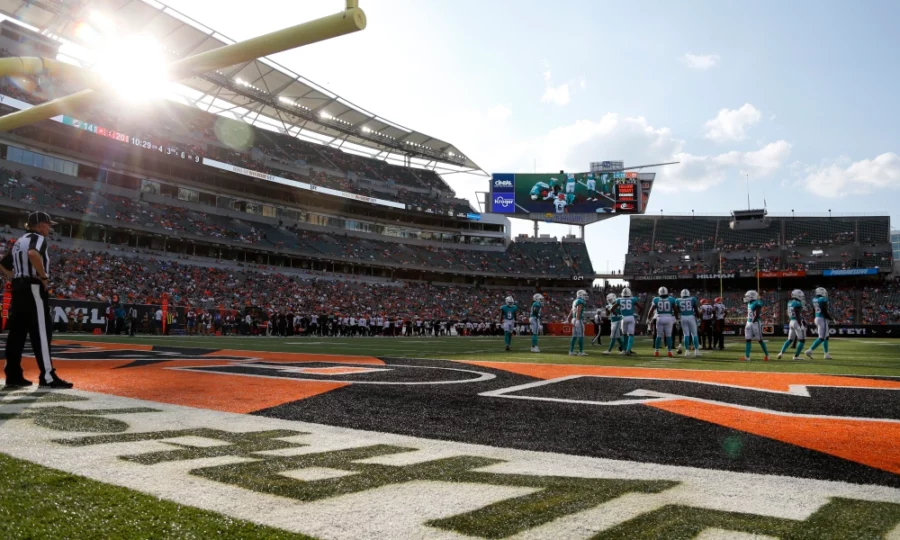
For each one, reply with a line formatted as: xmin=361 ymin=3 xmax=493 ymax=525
xmin=625 ymin=215 xmax=891 ymax=276
xmin=2 ymin=245 xmax=590 ymax=324
xmin=0 ymin=170 xmax=596 ymax=277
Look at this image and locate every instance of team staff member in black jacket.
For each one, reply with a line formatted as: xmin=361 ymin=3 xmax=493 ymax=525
xmin=1 ymin=212 xmax=73 ymax=389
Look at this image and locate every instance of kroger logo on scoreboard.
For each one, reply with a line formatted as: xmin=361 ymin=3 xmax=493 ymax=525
xmin=492 ymin=195 xmax=515 ymax=213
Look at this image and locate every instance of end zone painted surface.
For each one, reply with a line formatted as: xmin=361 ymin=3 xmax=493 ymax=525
xmin=3 ymin=339 xmax=900 ymax=538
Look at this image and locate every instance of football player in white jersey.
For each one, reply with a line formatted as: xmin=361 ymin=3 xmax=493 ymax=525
xmin=553 ymin=194 xmax=567 ymax=214
xmin=565 ymin=173 xmax=577 ymax=205
xmin=585 ymin=173 xmax=597 ymax=200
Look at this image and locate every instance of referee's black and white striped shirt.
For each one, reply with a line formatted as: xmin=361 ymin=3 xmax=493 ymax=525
xmin=9 ymin=232 xmax=50 ymax=280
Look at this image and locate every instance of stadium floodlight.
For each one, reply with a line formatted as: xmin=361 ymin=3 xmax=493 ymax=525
xmin=0 ymin=0 xmax=366 ymax=132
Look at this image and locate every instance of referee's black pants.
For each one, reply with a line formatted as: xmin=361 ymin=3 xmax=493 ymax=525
xmin=4 ymin=283 xmax=60 ymax=385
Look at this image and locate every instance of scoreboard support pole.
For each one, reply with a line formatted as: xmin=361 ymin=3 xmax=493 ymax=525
xmin=0 ymin=1 xmax=366 ymax=132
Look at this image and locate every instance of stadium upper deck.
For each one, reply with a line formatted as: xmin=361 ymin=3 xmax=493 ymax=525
xmin=625 ymin=214 xmax=892 ymax=278
xmin=0 ymin=16 xmax=598 ymax=283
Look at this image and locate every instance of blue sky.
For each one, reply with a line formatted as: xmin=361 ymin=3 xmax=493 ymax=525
xmin=161 ymin=1 xmax=898 ymax=270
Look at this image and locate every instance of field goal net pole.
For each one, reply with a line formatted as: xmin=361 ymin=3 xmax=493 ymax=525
xmin=0 ymin=0 xmax=366 ymax=132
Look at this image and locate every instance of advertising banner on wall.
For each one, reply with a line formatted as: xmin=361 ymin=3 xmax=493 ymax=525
xmin=822 ymin=268 xmax=879 ymax=277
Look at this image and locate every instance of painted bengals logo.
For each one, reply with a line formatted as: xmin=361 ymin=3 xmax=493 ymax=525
xmin=470 ymin=362 xmax=900 ymax=477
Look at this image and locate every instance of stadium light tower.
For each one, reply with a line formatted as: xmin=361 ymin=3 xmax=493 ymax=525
xmin=0 ymin=1 xmax=366 ymax=132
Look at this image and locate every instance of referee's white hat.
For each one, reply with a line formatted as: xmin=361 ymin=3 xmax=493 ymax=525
xmin=27 ymin=211 xmax=58 ymax=227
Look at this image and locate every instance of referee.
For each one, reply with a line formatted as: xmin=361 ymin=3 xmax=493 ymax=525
xmin=1 ymin=211 xmax=72 ymax=389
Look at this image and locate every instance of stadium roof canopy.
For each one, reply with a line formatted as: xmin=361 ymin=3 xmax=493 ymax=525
xmin=0 ymin=0 xmax=485 ymax=176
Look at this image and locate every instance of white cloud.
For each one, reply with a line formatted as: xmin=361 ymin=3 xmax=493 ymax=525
xmin=539 ymin=62 xmax=582 ymax=106
xmin=486 ymin=104 xmax=512 ymax=121
xmin=679 ymin=53 xmax=720 ymax=70
xmin=484 ymin=113 xmax=791 ymax=194
xmin=541 ymin=84 xmax=571 ymax=106
xmin=802 ymin=153 xmax=900 ymax=198
xmin=704 ymin=103 xmax=762 ymax=142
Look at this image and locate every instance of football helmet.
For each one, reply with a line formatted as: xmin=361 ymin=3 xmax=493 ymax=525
xmin=658 ymin=286 xmax=669 ymax=296
xmin=533 ymin=293 xmax=543 ymax=302
xmin=680 ymin=289 xmax=690 ymax=298
xmin=558 ymin=193 xmax=565 ymax=200
xmin=505 ymin=296 xmax=514 ymax=305
xmin=577 ymin=290 xmax=589 ymax=300
xmin=744 ymin=290 xmax=759 ymax=303
xmin=714 ymin=296 xmax=723 ymax=304
xmin=791 ymin=289 xmax=805 ymax=301
xmin=815 ymin=287 xmax=827 ymax=298
xmin=621 ymin=288 xmax=632 ymax=298
xmin=700 ymin=299 xmax=710 ymax=305
xmin=606 ymin=293 xmax=617 ymax=304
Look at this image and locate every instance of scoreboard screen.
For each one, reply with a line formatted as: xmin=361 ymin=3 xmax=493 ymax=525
xmin=614 ymin=182 xmax=640 ymax=213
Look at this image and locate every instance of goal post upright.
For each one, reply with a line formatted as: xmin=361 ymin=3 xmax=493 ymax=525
xmin=0 ymin=2 xmax=367 ymax=132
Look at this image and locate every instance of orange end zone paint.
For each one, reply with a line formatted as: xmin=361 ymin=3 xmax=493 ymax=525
xmin=16 ymin=341 xmax=384 ymax=413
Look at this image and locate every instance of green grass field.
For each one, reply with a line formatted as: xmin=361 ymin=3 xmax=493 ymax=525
xmin=0 ymin=454 xmax=316 ymax=540
xmin=57 ymin=334 xmax=900 ymax=377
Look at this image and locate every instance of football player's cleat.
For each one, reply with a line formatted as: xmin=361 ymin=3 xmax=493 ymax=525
xmin=568 ymin=351 xmax=576 ymax=356
xmin=577 ymin=352 xmax=588 ymax=356
xmin=667 ymin=351 xmax=674 ymax=358
xmin=824 ymin=353 xmax=833 ymax=359
xmin=792 ymin=355 xmax=801 ymax=361
xmin=804 ymin=349 xmax=814 ymax=359
xmin=741 ymin=356 xmax=750 ymax=362
xmin=776 ymin=353 xmax=783 ymax=360
xmin=602 ymin=350 xmax=610 ymax=355
xmin=505 ymin=346 xmax=510 ymax=351
xmin=693 ymin=351 xmax=702 ymax=357
xmin=654 ymin=350 xmax=660 ymax=357
xmin=676 ymin=345 xmax=683 ymax=354
xmin=763 ymin=356 xmax=769 ymax=362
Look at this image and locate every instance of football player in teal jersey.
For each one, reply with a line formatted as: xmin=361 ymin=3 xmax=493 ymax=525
xmin=778 ymin=289 xmax=807 ymax=360
xmin=649 ymin=287 xmax=676 ymax=357
xmin=805 ymin=287 xmax=834 ymax=359
xmin=530 ymin=293 xmax=543 ymax=353
xmin=602 ymin=293 xmax=626 ymax=355
xmin=742 ymin=290 xmax=770 ymax=362
xmin=500 ymin=296 xmax=518 ymax=351
xmin=529 ymin=182 xmax=556 ymax=202
xmin=569 ymin=290 xmax=589 ymax=356
xmin=616 ymin=288 xmax=637 ymax=355
xmin=676 ymin=289 xmax=702 ymax=357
